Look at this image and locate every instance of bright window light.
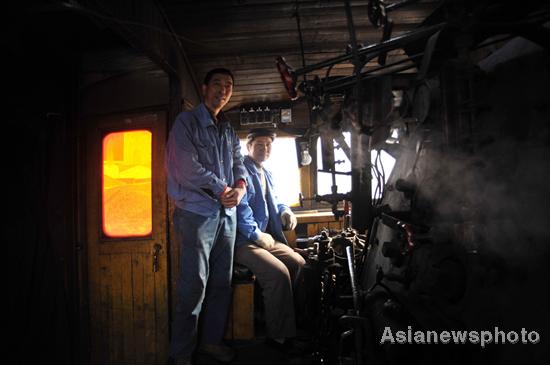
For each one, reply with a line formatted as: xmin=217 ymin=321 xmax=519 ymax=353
xmin=316 ymin=132 xmax=352 ymax=196
xmin=371 ymin=149 xmax=396 ymax=200
xmin=102 ymin=130 xmax=152 ymax=238
xmin=315 ymin=132 xmax=396 ymax=201
xmin=240 ymin=137 xmax=301 ymax=207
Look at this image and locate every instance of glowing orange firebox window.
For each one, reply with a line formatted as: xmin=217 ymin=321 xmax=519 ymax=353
xmin=102 ymin=130 xmax=152 ymax=238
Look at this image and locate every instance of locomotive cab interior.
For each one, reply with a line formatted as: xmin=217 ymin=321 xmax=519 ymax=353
xmin=6 ymin=1 xmax=550 ymax=365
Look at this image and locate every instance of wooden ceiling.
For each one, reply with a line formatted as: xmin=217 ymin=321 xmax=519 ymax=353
xmin=158 ymin=0 xmax=440 ymax=110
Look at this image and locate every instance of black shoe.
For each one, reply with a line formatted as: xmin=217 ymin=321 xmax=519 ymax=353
xmin=197 ymin=343 xmax=236 ymax=362
xmin=290 ymin=337 xmax=313 ymax=353
xmin=265 ymin=338 xmax=303 ymax=358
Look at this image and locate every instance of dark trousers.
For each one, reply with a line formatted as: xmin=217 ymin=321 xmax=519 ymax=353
xmin=170 ymin=207 xmax=236 ymax=359
xmin=234 ymin=241 xmax=305 ymax=339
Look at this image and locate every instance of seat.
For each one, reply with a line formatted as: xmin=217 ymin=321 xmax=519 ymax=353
xmin=225 ymin=263 xmax=255 ymax=340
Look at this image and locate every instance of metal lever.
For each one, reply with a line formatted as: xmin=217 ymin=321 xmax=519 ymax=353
xmin=152 ymin=244 xmax=162 ymax=272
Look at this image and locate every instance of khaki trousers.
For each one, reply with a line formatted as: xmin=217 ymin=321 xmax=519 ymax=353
xmin=235 ymin=242 xmax=305 ymax=339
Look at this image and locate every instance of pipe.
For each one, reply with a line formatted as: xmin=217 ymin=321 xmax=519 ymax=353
xmin=346 ymin=245 xmax=360 ymax=314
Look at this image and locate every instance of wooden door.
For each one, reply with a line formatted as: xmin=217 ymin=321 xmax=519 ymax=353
xmin=86 ymin=111 xmax=168 ymax=365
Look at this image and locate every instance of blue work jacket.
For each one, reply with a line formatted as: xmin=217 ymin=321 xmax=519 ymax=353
xmin=236 ymin=155 xmax=289 ymax=247
xmin=166 ymin=103 xmax=248 ymax=217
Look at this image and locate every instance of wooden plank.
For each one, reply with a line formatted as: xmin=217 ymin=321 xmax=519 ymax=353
xmin=307 ymin=223 xmax=319 ymax=237
xmin=178 ymin=28 xmax=416 ymax=55
xmin=329 ymin=221 xmax=343 ymax=231
xmin=94 ymin=255 xmax=113 ymax=365
xmin=227 ymin=94 xmax=286 ymax=104
xmin=194 ymin=50 xmax=414 ymax=73
xmin=199 ymin=65 xmax=392 ymax=83
xmin=95 ymin=253 xmax=136 ymax=365
xmin=132 ymin=254 xmax=146 ymax=365
xmin=178 ymin=29 xmax=415 ymax=52
xmin=190 ymin=51 xmax=366 ymax=69
xmin=177 ymin=22 xmax=418 ymax=42
xmin=297 ymin=211 xmax=339 ymax=224
xmin=98 ymin=241 xmax=154 ymax=255
xmin=231 ymin=90 xmax=287 ymax=97
xmin=142 ymin=249 xmax=157 ymax=365
xmin=299 ymin=165 xmax=314 ymax=210
xmin=233 ymin=82 xmax=293 ymax=92
xmin=165 ymin=1 xmax=436 ymax=25
xmin=122 ymin=254 xmax=135 ymax=365
xmin=191 ymin=51 xmax=408 ymax=78
xmin=110 ymin=254 xmax=124 ymax=364
xmin=153 ymin=248 xmax=170 ymax=365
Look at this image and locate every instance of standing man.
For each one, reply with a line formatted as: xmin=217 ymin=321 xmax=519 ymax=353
xmin=166 ymin=68 xmax=247 ymax=365
xmin=235 ymin=128 xmax=305 ymax=351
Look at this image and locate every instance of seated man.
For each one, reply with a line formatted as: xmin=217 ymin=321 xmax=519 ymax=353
xmin=235 ymin=128 xmax=305 ymax=349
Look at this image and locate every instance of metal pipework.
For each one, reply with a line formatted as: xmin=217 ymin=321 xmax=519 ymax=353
xmin=346 ymin=245 xmax=361 ymax=314
xmin=276 ymin=22 xmax=446 ymax=99
xmin=368 ymin=0 xmax=422 ymax=28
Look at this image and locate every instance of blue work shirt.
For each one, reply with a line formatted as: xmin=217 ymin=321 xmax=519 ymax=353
xmin=166 ymin=103 xmax=248 ymax=217
xmin=236 ymin=155 xmax=289 ymax=247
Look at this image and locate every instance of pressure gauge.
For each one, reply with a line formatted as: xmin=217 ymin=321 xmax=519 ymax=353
xmin=280 ymin=108 xmax=292 ymax=124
